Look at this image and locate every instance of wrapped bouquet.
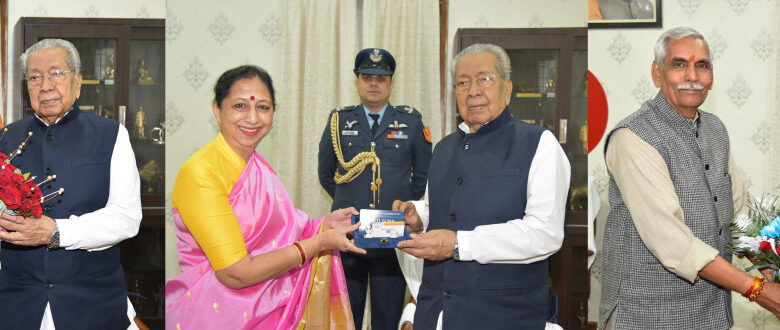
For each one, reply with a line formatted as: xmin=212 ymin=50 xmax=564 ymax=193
xmin=0 ymin=130 xmax=62 ymax=220
xmin=730 ymin=193 xmax=780 ymax=281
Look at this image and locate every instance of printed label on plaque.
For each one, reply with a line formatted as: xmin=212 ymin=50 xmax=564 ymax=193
xmin=351 ymin=209 xmax=410 ymax=248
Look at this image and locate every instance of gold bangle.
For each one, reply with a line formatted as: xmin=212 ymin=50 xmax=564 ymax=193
xmin=298 ymin=242 xmax=308 ymax=264
xmin=292 ymin=242 xmax=306 ymax=267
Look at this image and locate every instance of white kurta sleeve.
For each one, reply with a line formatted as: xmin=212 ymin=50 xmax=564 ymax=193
xmin=410 ymin=184 xmax=430 ymax=232
xmin=457 ymin=130 xmax=571 ymax=264
xmin=56 ymin=125 xmax=142 ymax=251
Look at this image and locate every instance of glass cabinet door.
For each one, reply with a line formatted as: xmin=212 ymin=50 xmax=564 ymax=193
xmin=71 ymin=38 xmax=118 ymax=119
xmin=507 ymin=49 xmax=559 ymax=132
xmin=507 ymin=48 xmax=588 ymax=213
xmin=128 ymin=39 xmax=165 ymax=195
xmin=125 ymin=38 xmax=165 ymax=319
xmin=567 ymin=50 xmax=588 ymax=213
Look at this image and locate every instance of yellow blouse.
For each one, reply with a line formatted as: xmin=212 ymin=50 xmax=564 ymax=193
xmin=172 ymin=133 xmax=248 ymax=270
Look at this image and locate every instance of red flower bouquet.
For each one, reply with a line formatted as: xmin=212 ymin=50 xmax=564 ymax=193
xmin=0 ymin=130 xmax=62 ymax=220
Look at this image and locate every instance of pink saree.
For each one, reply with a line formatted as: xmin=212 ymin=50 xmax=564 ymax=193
xmin=166 ymin=152 xmax=353 ymax=329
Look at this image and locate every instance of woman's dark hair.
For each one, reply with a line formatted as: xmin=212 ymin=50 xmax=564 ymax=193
xmin=213 ymin=65 xmax=276 ymax=108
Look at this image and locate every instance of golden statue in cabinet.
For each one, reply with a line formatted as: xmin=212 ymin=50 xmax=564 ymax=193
xmin=137 ymin=59 xmax=154 ymax=85
xmin=135 ymin=106 xmax=147 ymax=140
xmin=139 ymin=160 xmax=162 ymax=194
xmin=104 ymin=54 xmax=115 ymax=80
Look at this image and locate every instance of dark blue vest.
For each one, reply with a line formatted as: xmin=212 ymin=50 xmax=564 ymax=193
xmin=0 ymin=107 xmax=129 ymax=330
xmin=415 ymin=108 xmax=551 ymax=329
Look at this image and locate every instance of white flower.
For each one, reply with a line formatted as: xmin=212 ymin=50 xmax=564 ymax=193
xmin=734 ymin=213 xmax=752 ymax=231
xmin=737 ymin=235 xmax=762 ymax=253
xmin=759 ymin=194 xmax=778 ymax=210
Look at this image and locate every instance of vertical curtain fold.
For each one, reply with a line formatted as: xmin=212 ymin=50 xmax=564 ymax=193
xmin=271 ymin=0 xmax=359 ymax=217
xmin=362 ymin=0 xmax=442 ymax=143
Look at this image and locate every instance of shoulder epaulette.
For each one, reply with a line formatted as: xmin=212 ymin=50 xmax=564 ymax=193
xmin=393 ymin=105 xmax=422 ymax=118
xmin=331 ymin=105 xmax=359 ymax=113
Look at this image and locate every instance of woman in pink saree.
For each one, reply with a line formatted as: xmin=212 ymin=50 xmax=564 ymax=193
xmin=166 ymin=65 xmax=365 ymax=329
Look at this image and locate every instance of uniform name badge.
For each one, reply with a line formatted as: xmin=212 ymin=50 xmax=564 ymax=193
xmin=352 ymin=209 xmax=410 ymax=248
xmin=342 ymin=130 xmax=359 ymax=136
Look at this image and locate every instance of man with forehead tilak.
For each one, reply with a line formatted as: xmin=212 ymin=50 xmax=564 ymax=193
xmin=598 ymin=27 xmax=780 ymax=330
xmin=318 ymin=48 xmax=432 ymax=329
xmin=0 ymin=39 xmax=142 ymax=329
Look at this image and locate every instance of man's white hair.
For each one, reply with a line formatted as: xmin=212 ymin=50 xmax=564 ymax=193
xmin=20 ymin=38 xmax=81 ymax=75
xmin=654 ymin=27 xmax=710 ymax=70
xmin=452 ymin=43 xmax=511 ymax=80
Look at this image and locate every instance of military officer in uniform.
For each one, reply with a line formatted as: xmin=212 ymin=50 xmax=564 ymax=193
xmin=318 ymin=48 xmax=432 ymax=329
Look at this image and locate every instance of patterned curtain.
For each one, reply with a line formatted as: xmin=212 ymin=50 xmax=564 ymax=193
xmin=362 ymin=0 xmax=442 ymax=144
xmin=266 ymin=0 xmax=359 ymax=218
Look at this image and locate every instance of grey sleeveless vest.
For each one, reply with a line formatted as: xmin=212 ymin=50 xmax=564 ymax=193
xmin=599 ymin=92 xmax=735 ymax=329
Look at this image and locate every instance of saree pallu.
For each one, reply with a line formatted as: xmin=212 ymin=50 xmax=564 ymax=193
xmin=166 ymin=152 xmax=353 ymax=329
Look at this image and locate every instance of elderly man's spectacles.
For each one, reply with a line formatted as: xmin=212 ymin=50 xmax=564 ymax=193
xmin=25 ymin=70 xmax=72 ymax=86
xmin=455 ymin=74 xmax=500 ymax=92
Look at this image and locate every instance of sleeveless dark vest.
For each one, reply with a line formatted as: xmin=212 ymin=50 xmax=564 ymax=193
xmin=0 ymin=107 xmax=129 ymax=329
xmin=414 ymin=108 xmax=551 ymax=329
xmin=599 ymin=92 xmax=734 ymax=329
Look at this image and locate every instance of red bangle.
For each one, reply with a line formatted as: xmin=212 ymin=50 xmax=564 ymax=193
xmin=292 ymin=242 xmax=306 ymax=267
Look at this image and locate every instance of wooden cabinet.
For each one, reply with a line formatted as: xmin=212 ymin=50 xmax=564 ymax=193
xmin=456 ymin=28 xmax=588 ymax=329
xmin=20 ymin=17 xmax=165 ymax=329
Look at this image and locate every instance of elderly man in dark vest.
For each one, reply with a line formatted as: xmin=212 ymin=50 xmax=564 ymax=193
xmin=598 ymin=27 xmax=780 ymax=329
xmin=0 ymin=39 xmax=142 ymax=329
xmin=393 ymin=43 xmax=570 ymax=329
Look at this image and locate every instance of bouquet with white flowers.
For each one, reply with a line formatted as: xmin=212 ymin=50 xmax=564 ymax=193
xmin=730 ymin=193 xmax=780 ymax=281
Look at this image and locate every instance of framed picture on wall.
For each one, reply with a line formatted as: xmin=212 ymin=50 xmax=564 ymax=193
xmin=588 ymin=0 xmax=662 ymax=28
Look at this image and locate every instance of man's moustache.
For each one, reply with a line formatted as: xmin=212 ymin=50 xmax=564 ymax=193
xmin=676 ymin=83 xmax=705 ymax=90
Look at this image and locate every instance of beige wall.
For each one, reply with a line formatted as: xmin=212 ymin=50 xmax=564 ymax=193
xmin=588 ymin=1 xmax=780 ymax=328
xmin=5 ymin=0 xmax=165 ymax=123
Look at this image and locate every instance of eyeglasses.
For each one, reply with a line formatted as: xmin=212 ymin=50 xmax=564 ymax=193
xmin=25 ymin=70 xmax=72 ymax=86
xmin=455 ymin=74 xmax=500 ymax=92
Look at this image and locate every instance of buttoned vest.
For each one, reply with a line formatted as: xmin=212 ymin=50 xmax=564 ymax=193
xmin=0 ymin=107 xmax=129 ymax=329
xmin=415 ymin=109 xmax=552 ymax=329
xmin=599 ymin=92 xmax=734 ymax=329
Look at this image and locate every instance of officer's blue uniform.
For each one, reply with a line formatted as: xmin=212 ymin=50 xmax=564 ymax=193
xmin=318 ymin=103 xmax=431 ymax=329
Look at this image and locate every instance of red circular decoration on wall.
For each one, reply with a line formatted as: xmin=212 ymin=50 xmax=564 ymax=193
xmin=587 ymin=70 xmax=608 ymax=154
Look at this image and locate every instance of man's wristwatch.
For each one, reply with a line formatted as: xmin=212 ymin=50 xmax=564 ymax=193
xmin=47 ymin=221 xmax=60 ymax=250
xmin=452 ymin=234 xmax=459 ymax=260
